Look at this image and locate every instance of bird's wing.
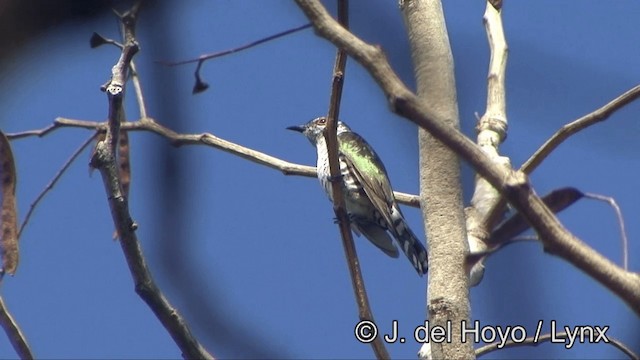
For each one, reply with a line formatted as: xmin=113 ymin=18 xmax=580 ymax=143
xmin=338 ymin=131 xmax=396 ymax=227
xmin=339 ymin=131 xmax=428 ymax=275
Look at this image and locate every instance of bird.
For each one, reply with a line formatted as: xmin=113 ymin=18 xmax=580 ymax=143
xmin=287 ymin=117 xmax=428 ymax=275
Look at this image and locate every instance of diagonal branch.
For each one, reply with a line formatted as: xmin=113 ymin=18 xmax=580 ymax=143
xmin=522 ymin=84 xmax=640 ymax=174
xmin=0 ymin=296 xmax=33 ymax=360
xmin=294 ymin=0 xmax=640 ymax=315
xmin=483 ymin=83 xmax=640 ymax=243
xmin=475 ymin=331 xmax=639 ymax=359
xmin=18 ymin=133 xmax=98 ymax=238
xmin=87 ymin=4 xmax=213 ymax=359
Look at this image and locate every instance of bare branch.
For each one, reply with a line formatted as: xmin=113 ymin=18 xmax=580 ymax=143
xmin=129 ymin=60 xmax=148 ymax=119
xmin=158 ymin=23 xmax=311 ymax=93
xmin=0 ymin=296 xmax=33 ymax=360
xmin=87 ymin=4 xmax=213 ymax=359
xmin=483 ymin=84 xmax=640 ymax=256
xmin=5 ymin=123 xmax=61 ymax=140
xmin=475 ymin=331 xmax=639 ymax=360
xmin=472 ymin=0 xmax=509 ymax=219
xmin=465 ymin=2 xmax=510 ymax=288
xmin=18 ymin=133 xmax=98 ymax=238
xmin=321 ymin=1 xmax=388 ymax=359
xmin=160 ymin=23 xmax=312 ymax=66
xmin=294 ymin=0 xmax=640 ymax=314
xmin=472 ymin=0 xmax=510 ymax=233
xmin=584 ymin=192 xmax=629 ymax=270
xmin=522 ymin=84 xmax=640 ymax=174
xmin=7 ymin=117 xmax=421 ymax=208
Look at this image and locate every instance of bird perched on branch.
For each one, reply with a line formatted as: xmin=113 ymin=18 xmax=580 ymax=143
xmin=287 ymin=117 xmax=428 ymax=275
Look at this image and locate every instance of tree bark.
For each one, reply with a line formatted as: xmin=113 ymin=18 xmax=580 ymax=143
xmin=400 ymin=0 xmax=474 ymax=359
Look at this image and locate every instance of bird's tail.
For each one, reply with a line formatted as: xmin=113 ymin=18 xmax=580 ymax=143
xmin=390 ymin=206 xmax=429 ymax=275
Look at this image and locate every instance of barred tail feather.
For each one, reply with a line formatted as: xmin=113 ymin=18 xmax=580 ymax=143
xmin=396 ymin=223 xmax=429 ymax=275
xmin=390 ymin=207 xmax=429 ymax=275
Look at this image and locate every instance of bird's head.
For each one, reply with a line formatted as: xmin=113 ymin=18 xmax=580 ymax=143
xmin=287 ymin=116 xmax=351 ymax=145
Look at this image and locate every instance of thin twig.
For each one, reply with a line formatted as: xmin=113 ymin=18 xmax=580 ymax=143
xmin=522 ymin=84 xmax=640 ymax=174
xmin=18 ymin=133 xmax=98 ymax=238
xmin=584 ymin=192 xmax=629 ymax=270
xmin=475 ymin=331 xmax=639 ymax=360
xmin=5 ymin=123 xmax=60 ymax=139
xmin=159 ymin=23 xmax=312 ymax=66
xmin=88 ymin=3 xmax=214 ymax=359
xmin=6 ymin=118 xmax=421 ymax=208
xmin=0 ymin=296 xmax=34 ymax=359
xmin=159 ymin=23 xmax=312 ymax=93
xmin=129 ymin=60 xmax=148 ymax=119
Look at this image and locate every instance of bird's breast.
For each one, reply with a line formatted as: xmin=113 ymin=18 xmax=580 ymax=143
xmin=316 ymin=149 xmax=370 ymax=219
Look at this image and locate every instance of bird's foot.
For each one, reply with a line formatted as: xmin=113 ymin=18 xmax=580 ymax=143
xmin=333 ymin=213 xmax=356 ymax=224
xmin=327 ymin=173 xmax=343 ymax=183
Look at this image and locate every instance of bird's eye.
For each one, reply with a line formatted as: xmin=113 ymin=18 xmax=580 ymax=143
xmin=318 ymin=118 xmax=326 ymax=124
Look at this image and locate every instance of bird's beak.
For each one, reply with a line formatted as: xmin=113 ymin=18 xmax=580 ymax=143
xmin=286 ymin=125 xmax=305 ymax=133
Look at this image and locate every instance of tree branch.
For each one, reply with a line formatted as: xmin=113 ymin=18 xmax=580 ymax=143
xmin=475 ymin=331 xmax=639 ymax=360
xmin=0 ymin=130 xmax=18 ymax=277
xmin=18 ymin=133 xmax=98 ymax=238
xmin=478 ymin=36 xmax=640 ymax=237
xmin=321 ymin=1 xmax=389 ymax=359
xmin=465 ymin=0 xmax=510 ymax=287
xmin=0 ymin=296 xmax=33 ymax=360
xmin=472 ymin=0 xmax=510 ymax=228
xmin=483 ymin=83 xmax=640 ymax=249
xmin=7 ymin=118 xmax=420 ymax=208
xmin=160 ymin=23 xmax=312 ymax=66
xmin=87 ymin=4 xmax=213 ymax=359
xmin=400 ymin=0 xmax=472 ymax=359
xmin=158 ymin=23 xmax=312 ymax=93
xmin=522 ymin=84 xmax=640 ymax=174
xmin=294 ymin=0 xmax=640 ymax=315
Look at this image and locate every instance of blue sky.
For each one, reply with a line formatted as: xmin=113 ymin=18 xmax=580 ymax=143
xmin=0 ymin=1 xmax=638 ymax=358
